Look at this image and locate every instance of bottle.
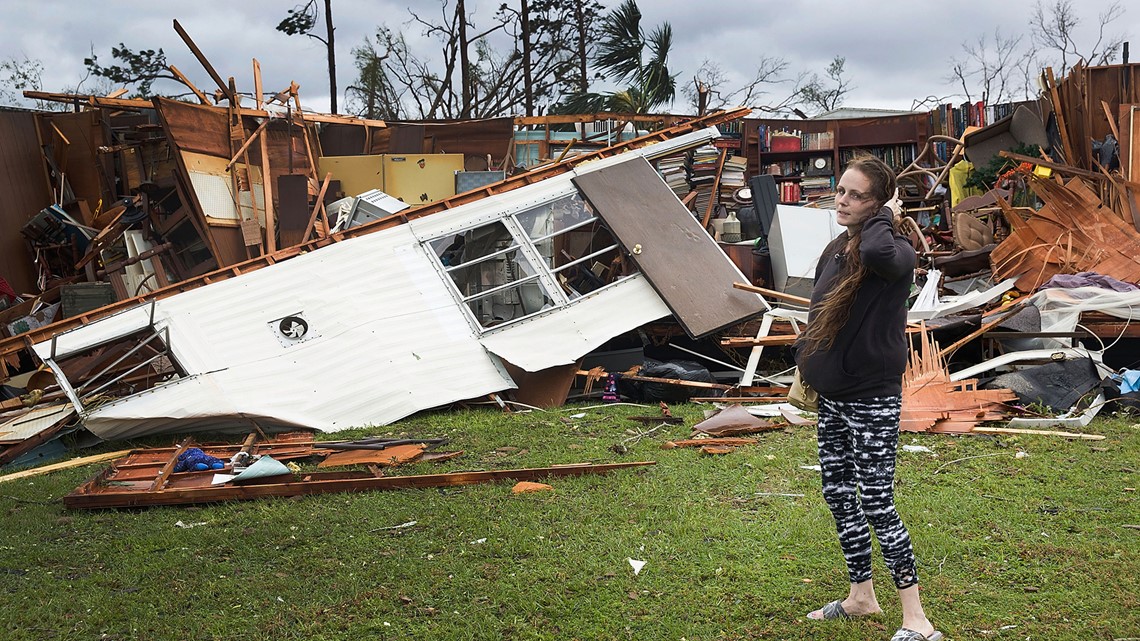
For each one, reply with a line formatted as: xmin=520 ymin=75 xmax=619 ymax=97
xmin=721 ymin=211 xmax=742 ymax=243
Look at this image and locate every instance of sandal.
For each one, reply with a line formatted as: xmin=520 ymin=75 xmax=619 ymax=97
xmin=807 ymin=599 xmax=850 ymax=620
xmin=890 ymin=628 xmax=943 ymax=641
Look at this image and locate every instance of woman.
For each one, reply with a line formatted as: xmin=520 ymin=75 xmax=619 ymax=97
xmin=794 ymin=155 xmax=940 ymax=641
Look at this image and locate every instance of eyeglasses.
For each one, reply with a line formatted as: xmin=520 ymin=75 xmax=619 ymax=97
xmin=835 ymin=186 xmax=873 ymax=202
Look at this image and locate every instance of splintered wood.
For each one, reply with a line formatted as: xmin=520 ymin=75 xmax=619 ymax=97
xmin=991 ymin=174 xmax=1140 ymax=291
xmin=901 ymin=327 xmax=1017 ymax=433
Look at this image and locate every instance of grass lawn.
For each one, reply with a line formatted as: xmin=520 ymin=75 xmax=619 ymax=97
xmin=0 ymin=402 xmax=1137 ymax=640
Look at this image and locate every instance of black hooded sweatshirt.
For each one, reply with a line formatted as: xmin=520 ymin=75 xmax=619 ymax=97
xmin=795 ymin=206 xmax=916 ymax=401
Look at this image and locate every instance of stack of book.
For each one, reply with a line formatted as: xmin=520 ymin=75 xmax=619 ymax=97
xmin=801 ymin=176 xmax=835 ymax=204
xmin=689 ymin=144 xmax=720 ymax=214
xmin=655 ymin=153 xmax=689 ymax=199
xmin=719 ymin=155 xmax=748 ymax=204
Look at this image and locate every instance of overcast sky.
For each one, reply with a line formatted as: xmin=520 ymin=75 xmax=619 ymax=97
xmin=0 ymin=0 xmax=1135 ymax=116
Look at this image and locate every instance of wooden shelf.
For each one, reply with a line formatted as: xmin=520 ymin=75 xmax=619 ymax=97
xmin=758 ymin=149 xmax=833 ymax=157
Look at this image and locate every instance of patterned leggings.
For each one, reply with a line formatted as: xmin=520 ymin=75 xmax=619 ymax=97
xmin=816 ymin=394 xmax=918 ymax=590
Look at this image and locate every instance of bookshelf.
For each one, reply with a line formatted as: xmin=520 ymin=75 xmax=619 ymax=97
xmin=743 ymin=113 xmax=931 ymax=205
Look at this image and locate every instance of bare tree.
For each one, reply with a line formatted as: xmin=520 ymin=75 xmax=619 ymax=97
xmin=949 ymin=29 xmax=1035 ymax=104
xmin=683 ymin=56 xmax=789 ymax=114
xmin=1032 ymin=0 xmax=1125 ymax=76
xmin=796 ymin=56 xmax=853 ymax=115
xmin=1 ymin=55 xmax=48 ymax=108
xmin=277 ymin=0 xmax=338 ymax=113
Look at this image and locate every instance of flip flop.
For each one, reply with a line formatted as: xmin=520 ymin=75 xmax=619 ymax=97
xmin=807 ymin=599 xmax=850 ymax=620
xmin=890 ymin=627 xmax=943 ymax=641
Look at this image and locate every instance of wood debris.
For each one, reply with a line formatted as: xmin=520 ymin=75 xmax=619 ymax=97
xmin=901 ymin=326 xmax=1018 ymax=433
xmin=991 ymin=174 xmax=1140 ymax=291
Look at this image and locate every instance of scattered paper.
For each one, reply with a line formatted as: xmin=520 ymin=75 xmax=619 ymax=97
xmin=174 ymin=520 xmax=208 ymax=529
xmin=470 ymin=538 xmax=487 ymax=545
xmin=211 ymin=473 xmax=236 ymax=485
xmin=902 ymin=445 xmax=933 ymax=454
xmin=373 ymin=520 xmax=417 ymax=531
xmin=799 ymin=464 xmax=822 ymax=472
xmin=627 ymin=558 xmax=646 ymax=575
xmin=569 ymin=413 xmax=587 ymax=419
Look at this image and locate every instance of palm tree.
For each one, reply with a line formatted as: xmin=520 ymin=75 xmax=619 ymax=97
xmin=554 ymin=0 xmax=676 ymax=114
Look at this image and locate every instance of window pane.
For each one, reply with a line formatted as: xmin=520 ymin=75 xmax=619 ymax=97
xmin=515 ymin=193 xmax=595 ymax=240
xmin=514 ymin=194 xmax=635 ymax=300
xmin=427 ymin=220 xmax=556 ymax=328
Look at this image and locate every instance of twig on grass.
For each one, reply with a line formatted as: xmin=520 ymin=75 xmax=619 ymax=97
xmin=620 ymin=422 xmax=669 ymax=445
xmin=933 ymin=452 xmax=1007 ymax=474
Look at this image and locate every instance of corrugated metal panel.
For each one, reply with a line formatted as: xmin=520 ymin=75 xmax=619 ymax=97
xmin=0 ymin=403 xmax=75 ymax=442
xmin=37 ymin=225 xmax=514 ymax=439
xmin=479 ymin=276 xmax=669 ymax=371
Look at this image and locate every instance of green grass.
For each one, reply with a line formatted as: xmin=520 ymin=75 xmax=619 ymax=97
xmin=1 ymin=403 xmax=1138 ymax=640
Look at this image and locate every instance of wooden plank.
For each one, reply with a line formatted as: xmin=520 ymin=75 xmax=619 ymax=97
xmin=972 ymin=426 xmax=1104 ymax=440
xmin=303 ymin=172 xmax=334 ymax=241
xmin=149 ymin=437 xmax=193 ymax=491
xmin=317 ymin=443 xmax=427 ymax=468
xmin=1047 ymin=67 xmax=1075 ymax=164
xmin=0 ymin=449 xmax=132 ymax=484
xmin=252 ymin=58 xmax=264 ymax=110
xmin=259 ymin=125 xmax=277 ymax=252
xmin=572 ymin=156 xmax=766 ymax=338
xmin=732 ymin=281 xmax=807 ymax=306
xmin=172 ymin=19 xmax=233 ymax=102
xmin=700 ymin=148 xmax=728 ymax=229
xmin=168 ymin=65 xmax=209 ymax=105
xmin=63 ymin=461 xmax=655 ymax=509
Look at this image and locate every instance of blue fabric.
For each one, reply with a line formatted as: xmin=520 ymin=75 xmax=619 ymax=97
xmin=173 ymin=447 xmax=225 ymax=472
xmin=1119 ymin=370 xmax=1140 ymax=394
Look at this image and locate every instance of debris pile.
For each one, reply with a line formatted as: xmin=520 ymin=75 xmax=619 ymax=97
xmin=3 ymin=45 xmax=1140 ymax=486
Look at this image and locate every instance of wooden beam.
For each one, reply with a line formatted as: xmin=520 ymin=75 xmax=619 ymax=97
xmin=701 ymin=148 xmax=729 ymax=229
xmin=732 ymin=281 xmax=808 ymax=306
xmin=172 ymin=19 xmax=234 ymax=103
xmin=997 ymin=151 xmax=1104 ymax=181
xmin=149 ymin=437 xmax=193 ymax=491
xmin=259 ymin=121 xmax=277 ymax=252
xmin=303 ymin=173 xmax=334 ymax=241
xmin=576 ymin=370 xmax=731 ymax=390
xmin=226 ymin=118 xmax=271 ymax=169
xmin=24 ymin=91 xmax=388 ymax=128
xmin=1046 ymin=67 xmax=1075 ymax=164
xmin=253 ymin=58 xmax=264 ymax=110
xmin=972 ymin=426 xmax=1104 ymax=440
xmin=938 ymin=302 xmax=1027 ymax=359
xmin=168 ymin=65 xmax=210 ymax=105
xmin=65 ymin=461 xmax=656 ymax=509
xmin=720 ymin=335 xmax=797 ymax=348
xmin=0 ymin=450 xmax=133 ymax=484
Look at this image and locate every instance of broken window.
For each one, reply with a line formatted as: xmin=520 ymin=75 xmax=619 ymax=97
xmin=50 ymin=324 xmax=187 ymax=409
xmin=425 ymin=193 xmax=637 ymax=330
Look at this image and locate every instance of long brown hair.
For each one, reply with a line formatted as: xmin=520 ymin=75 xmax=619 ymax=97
xmin=797 ymin=155 xmax=896 ymax=357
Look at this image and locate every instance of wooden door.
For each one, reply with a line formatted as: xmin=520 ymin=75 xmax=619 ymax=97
xmin=572 ymin=156 xmax=767 ymax=338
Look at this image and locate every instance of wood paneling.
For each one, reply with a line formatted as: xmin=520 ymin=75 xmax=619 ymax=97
xmin=0 ymin=110 xmax=52 ymax=294
xmin=573 ymin=156 xmax=767 ymax=338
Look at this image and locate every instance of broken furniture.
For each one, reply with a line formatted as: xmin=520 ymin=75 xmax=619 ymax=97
xmin=961 ymin=104 xmax=1051 ymax=168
